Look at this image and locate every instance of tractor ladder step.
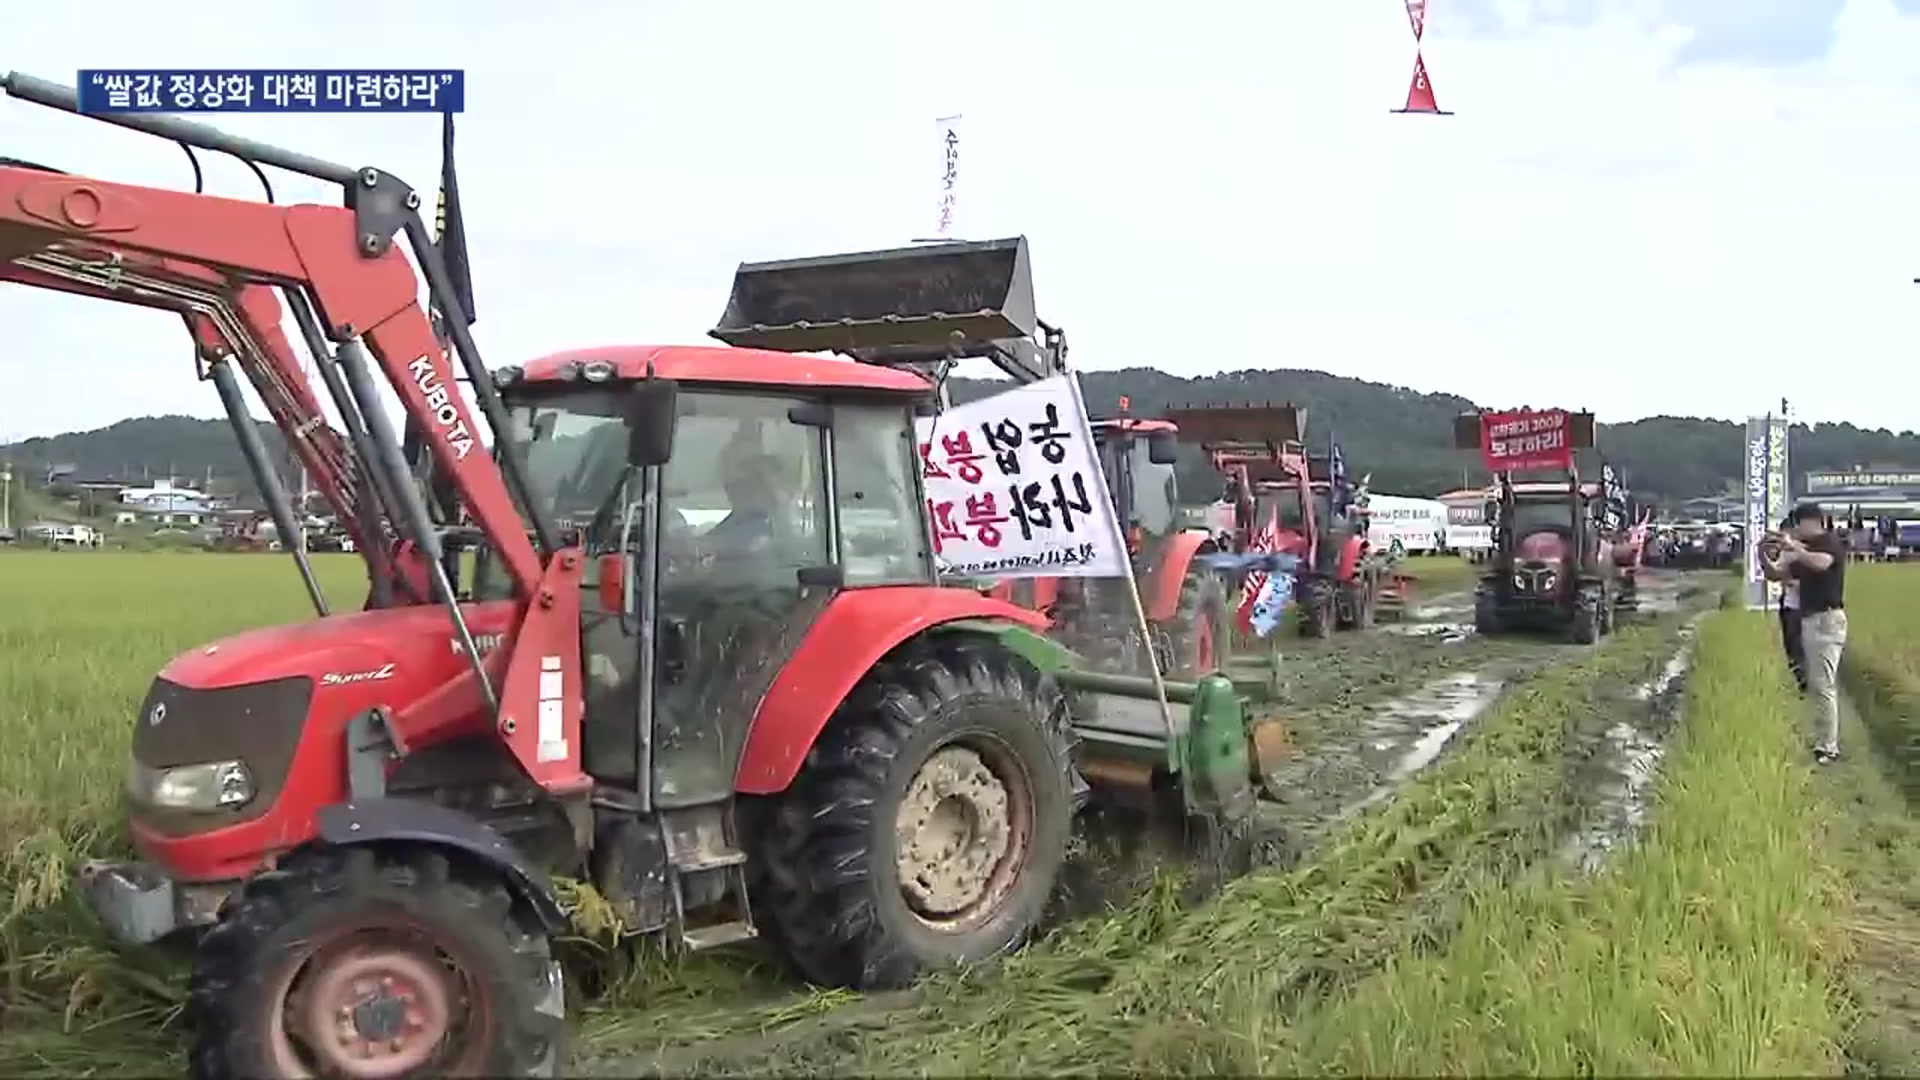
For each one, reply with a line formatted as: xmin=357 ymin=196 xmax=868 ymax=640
xmin=660 ymin=802 xmax=759 ymax=952
xmin=681 ymin=920 xmax=759 ymax=951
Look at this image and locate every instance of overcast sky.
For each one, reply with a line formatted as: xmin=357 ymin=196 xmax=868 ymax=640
xmin=2 ymin=0 xmax=1917 ymax=444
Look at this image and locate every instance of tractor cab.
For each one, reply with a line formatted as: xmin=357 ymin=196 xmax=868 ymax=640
xmin=1089 ymin=413 xmax=1183 ymax=554
xmin=491 ymin=347 xmax=935 ymax=811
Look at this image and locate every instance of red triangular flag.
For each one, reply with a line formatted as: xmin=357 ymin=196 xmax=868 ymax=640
xmin=1397 ymin=53 xmax=1448 ymax=114
xmin=1405 ymin=0 xmax=1427 ymax=41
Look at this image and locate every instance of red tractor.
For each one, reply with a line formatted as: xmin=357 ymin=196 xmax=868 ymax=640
xmin=708 ymin=237 xmax=1232 ymax=682
xmin=4 ymin=73 xmax=1283 ymax=1079
xmin=1164 ymin=404 xmax=1393 ymax=637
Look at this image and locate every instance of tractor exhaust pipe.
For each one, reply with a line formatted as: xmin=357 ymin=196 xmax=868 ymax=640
xmin=710 ymin=236 xmax=1054 ymax=380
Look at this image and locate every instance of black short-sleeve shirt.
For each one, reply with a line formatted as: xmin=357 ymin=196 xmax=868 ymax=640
xmin=1791 ymin=530 xmax=1846 ymax=613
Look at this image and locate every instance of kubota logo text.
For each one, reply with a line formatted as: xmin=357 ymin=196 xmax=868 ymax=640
xmin=409 ymin=354 xmax=476 ymax=460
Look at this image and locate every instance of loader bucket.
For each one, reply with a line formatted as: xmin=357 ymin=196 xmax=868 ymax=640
xmin=710 ymin=237 xmax=1039 ymax=366
xmin=1163 ymin=403 xmax=1305 ymax=448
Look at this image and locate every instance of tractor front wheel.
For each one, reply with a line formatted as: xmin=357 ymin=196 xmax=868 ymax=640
xmin=1337 ymin=577 xmax=1376 ymax=631
xmin=756 ymin=638 xmax=1077 ymax=990
xmin=1156 ymin=568 xmax=1231 ymax=680
xmin=1570 ymin=588 xmax=1601 ymax=644
xmin=1298 ymin=579 xmax=1337 ymax=638
xmin=187 ymin=847 xmax=563 ymax=1080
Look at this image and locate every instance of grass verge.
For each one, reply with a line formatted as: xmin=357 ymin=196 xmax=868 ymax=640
xmin=1831 ymin=563 xmax=1920 ymax=1073
xmin=1259 ymin=608 xmax=1844 ymax=1075
xmin=572 ymin=614 xmax=1694 ymax=1075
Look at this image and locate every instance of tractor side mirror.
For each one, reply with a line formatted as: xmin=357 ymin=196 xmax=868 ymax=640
xmin=1147 ymin=432 xmax=1180 ymax=466
xmin=625 ymin=378 xmax=680 ymax=466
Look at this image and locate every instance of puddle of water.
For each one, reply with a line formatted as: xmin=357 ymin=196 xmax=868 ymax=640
xmin=1409 ymin=592 xmax=1470 ymax=620
xmin=1345 ymin=671 xmax=1507 ymax=813
xmin=1561 ymin=622 xmax=1701 ymax=873
xmin=1379 ymin=621 xmax=1473 ymax=643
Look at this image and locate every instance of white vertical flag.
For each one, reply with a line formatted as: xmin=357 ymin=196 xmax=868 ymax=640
xmin=933 ymin=114 xmax=962 ymax=239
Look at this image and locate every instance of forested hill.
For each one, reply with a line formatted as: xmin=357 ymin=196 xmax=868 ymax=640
xmin=955 ymin=368 xmax=1920 ymax=504
xmin=7 ymin=369 xmax=1920 ymax=507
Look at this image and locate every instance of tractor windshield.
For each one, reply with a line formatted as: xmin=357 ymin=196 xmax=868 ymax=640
xmin=474 ymin=388 xmax=635 ymax=600
xmin=1509 ymin=498 xmax=1575 ymax=536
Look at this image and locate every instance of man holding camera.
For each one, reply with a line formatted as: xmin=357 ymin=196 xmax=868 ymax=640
xmin=1761 ymin=504 xmax=1847 ymax=765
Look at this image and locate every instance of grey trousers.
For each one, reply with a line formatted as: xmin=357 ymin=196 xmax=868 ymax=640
xmin=1801 ymin=609 xmax=1848 ymax=755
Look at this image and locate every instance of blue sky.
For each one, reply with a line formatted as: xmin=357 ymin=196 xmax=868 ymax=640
xmin=1 ymin=0 xmax=1916 ymax=441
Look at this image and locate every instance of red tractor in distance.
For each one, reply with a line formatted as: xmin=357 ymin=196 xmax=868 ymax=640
xmin=1456 ymin=411 xmax=1620 ymax=642
xmin=0 ymin=73 xmax=1277 ymax=1080
xmin=708 ymin=237 xmax=1232 ymax=683
xmin=1165 ymin=404 xmax=1392 ymax=637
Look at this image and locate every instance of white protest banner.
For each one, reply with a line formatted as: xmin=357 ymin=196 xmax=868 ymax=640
xmin=914 ymin=374 xmax=1129 ymax=579
xmin=932 ymin=113 xmax=962 ymax=238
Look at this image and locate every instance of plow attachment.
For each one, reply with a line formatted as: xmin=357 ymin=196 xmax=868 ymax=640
xmin=1163 ymin=403 xmax=1305 ymax=450
xmin=710 ymin=236 xmax=1052 ymax=377
xmin=961 ymin=620 xmax=1292 ymax=825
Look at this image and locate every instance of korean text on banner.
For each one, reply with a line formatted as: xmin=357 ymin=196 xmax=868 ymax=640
xmin=1479 ymin=408 xmax=1573 ymax=473
xmin=915 ymin=375 xmax=1129 ymax=580
xmin=932 ymin=114 xmax=962 ymax=239
xmin=1742 ymin=416 xmax=1772 ymax=610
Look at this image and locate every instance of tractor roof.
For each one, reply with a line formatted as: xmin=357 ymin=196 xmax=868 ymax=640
xmin=515 ymin=345 xmax=931 ymax=395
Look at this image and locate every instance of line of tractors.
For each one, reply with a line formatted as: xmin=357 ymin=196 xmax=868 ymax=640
xmin=0 ymin=69 xmax=1655 ymax=1079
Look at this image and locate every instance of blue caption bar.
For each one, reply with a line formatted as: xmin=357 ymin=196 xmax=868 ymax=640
xmin=77 ymin=69 xmax=464 ymax=114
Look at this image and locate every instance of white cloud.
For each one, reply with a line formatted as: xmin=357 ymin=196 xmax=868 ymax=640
xmin=0 ymin=0 xmax=1914 ymax=443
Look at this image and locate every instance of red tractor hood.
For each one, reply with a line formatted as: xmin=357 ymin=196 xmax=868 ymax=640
xmin=1517 ymin=531 xmax=1569 ymax=563
xmin=159 ymin=601 xmax=521 ymax=691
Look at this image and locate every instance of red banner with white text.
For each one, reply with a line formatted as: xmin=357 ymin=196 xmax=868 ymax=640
xmin=1479 ymin=408 xmax=1574 ymax=473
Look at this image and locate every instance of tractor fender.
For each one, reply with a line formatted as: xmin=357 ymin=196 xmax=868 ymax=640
xmin=313 ymin=799 xmax=567 ymax=934
xmin=1336 ymin=535 xmax=1367 ymax=581
xmin=734 ymin=587 xmax=1050 ymax=795
xmin=1143 ymin=530 xmax=1218 ymax=622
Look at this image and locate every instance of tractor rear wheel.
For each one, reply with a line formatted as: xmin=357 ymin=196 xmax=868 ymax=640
xmin=756 ymin=638 xmax=1077 ymax=990
xmin=1337 ymin=577 xmax=1376 ymax=631
xmin=1156 ymin=568 xmax=1231 ymax=680
xmin=187 ymin=847 xmax=563 ymax=1080
xmin=1298 ymin=579 xmax=1337 ymax=638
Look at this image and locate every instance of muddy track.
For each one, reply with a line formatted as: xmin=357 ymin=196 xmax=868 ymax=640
xmin=568 ymin=572 xmax=1719 ymax=1076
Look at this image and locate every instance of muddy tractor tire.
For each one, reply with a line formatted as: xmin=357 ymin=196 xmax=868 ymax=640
xmin=1156 ymin=569 xmax=1232 ymax=680
xmin=1570 ymin=587 xmax=1601 ymax=645
xmin=1337 ymin=576 xmax=1376 ymax=631
xmin=1298 ymin=578 xmax=1338 ymax=639
xmin=1473 ymin=588 xmax=1501 ymax=636
xmin=187 ymin=847 xmax=564 ymax=1080
xmin=755 ymin=638 xmax=1077 ymax=991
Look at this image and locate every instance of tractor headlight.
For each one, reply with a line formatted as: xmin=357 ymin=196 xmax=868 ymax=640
xmin=127 ymin=759 xmax=254 ymax=812
xmin=1541 ymin=572 xmax=1558 ymax=591
xmin=1513 ymin=572 xmax=1528 ymax=589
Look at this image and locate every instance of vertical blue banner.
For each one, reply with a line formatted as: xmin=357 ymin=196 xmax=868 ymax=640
xmin=77 ymin=70 xmax=464 ymax=113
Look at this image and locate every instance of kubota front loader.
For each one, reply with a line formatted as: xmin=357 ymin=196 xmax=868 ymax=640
xmin=2 ymin=72 xmax=1291 ymax=1080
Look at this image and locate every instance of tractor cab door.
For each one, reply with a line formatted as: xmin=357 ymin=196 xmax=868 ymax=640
xmin=648 ymin=391 xmax=839 ymax=808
